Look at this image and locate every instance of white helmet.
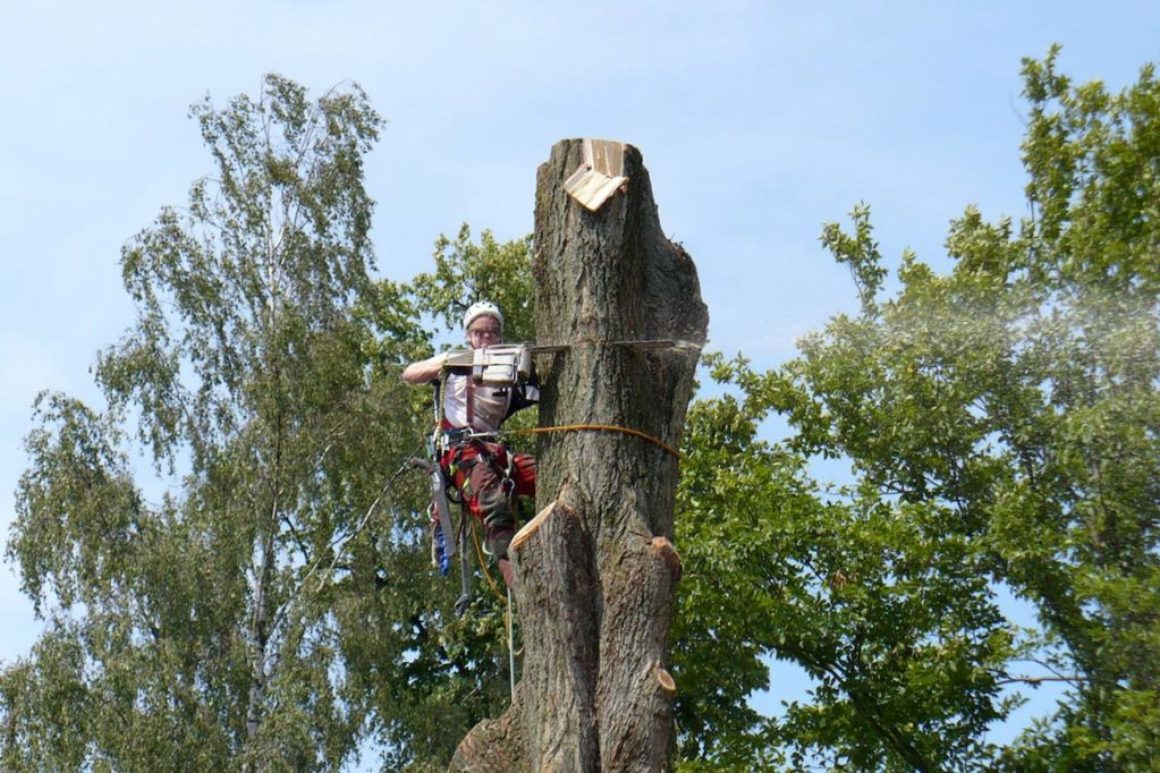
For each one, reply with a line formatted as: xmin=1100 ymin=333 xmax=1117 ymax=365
xmin=463 ymin=300 xmax=503 ymax=333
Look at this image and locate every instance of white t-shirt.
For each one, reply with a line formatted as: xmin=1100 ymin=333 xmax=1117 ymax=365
xmin=442 ymin=373 xmax=513 ymax=433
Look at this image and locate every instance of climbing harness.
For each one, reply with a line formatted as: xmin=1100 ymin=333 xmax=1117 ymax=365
xmin=412 ymin=347 xmax=533 ymax=618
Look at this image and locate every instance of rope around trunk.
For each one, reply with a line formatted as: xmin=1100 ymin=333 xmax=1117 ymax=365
xmin=506 ymin=423 xmax=679 ymax=458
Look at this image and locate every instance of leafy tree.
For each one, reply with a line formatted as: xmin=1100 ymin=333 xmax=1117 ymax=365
xmin=354 ymin=226 xmax=538 ymax=770
xmin=673 ymin=366 xmax=1012 ymax=771
xmin=353 ymin=229 xmax=538 ymax=769
xmin=0 ymin=73 xmax=528 ymax=773
xmin=407 ymin=224 xmax=535 ymax=345
xmin=674 ymin=47 xmax=1159 ymax=770
xmin=0 ymin=74 xmax=427 ymax=771
xmin=6 ymin=47 xmax=1155 ymax=773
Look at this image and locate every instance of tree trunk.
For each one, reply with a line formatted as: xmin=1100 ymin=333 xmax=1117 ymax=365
xmin=451 ymin=139 xmax=707 ymax=772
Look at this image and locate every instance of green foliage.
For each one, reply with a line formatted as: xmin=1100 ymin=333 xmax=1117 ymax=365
xmin=820 ymin=202 xmax=887 ymax=316
xmin=674 ymin=366 xmax=1013 ymax=771
xmin=673 ymin=47 xmax=1159 ymax=770
xmin=406 ymin=224 xmax=536 ymax=344
xmin=1 ymin=74 xmax=435 ymax=771
xmin=359 ymin=226 xmax=540 ymax=768
xmin=4 ymin=48 xmax=1156 ymax=773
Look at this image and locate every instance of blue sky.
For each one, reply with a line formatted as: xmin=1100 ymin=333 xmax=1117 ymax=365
xmin=2 ymin=0 xmax=1158 ymax=758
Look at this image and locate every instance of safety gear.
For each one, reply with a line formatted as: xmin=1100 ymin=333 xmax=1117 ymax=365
xmin=442 ymin=439 xmax=536 ymax=560
xmin=463 ymin=300 xmax=504 ymax=334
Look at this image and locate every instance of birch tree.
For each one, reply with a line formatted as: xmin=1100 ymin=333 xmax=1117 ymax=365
xmin=1 ymin=75 xmax=419 ymax=771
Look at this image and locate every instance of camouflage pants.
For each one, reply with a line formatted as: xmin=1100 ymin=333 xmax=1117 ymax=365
xmin=443 ymin=439 xmax=536 ymax=563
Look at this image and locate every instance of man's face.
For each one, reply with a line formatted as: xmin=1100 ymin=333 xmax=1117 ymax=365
xmin=467 ymin=314 xmax=502 ymax=349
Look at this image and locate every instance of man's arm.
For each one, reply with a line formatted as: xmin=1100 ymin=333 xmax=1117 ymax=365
xmin=402 ymin=353 xmax=447 ymax=385
xmin=504 ymin=380 xmax=540 ymax=420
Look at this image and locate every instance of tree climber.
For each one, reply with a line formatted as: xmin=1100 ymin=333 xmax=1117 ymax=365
xmin=403 ymin=301 xmax=537 ymax=589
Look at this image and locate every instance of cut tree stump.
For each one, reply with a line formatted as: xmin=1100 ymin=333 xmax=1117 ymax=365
xmin=450 ymin=138 xmax=707 ymax=773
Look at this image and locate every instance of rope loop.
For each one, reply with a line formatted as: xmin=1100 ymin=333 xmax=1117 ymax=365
xmin=507 ymin=423 xmax=680 ymax=459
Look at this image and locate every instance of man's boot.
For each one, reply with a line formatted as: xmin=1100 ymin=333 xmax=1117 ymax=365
xmin=480 ymin=490 xmax=517 ymax=588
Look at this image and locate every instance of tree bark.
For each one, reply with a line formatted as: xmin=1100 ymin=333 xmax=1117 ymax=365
xmin=451 ymin=139 xmax=707 ymax=772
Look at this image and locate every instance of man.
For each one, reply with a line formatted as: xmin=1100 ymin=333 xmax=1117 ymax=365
xmin=403 ymin=301 xmax=537 ymax=589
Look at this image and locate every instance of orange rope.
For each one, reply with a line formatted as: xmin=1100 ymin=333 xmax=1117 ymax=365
xmin=468 ymin=517 xmax=518 ymax=674
xmin=508 ymin=423 xmax=680 ymax=459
